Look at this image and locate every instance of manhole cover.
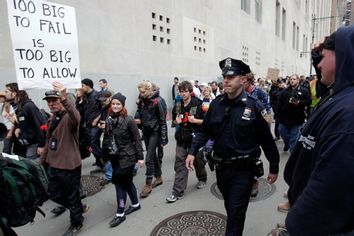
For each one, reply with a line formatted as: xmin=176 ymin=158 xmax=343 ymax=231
xmin=81 ymin=175 xmax=104 ymax=197
xmin=210 ymin=177 xmax=276 ymax=202
xmin=150 ymin=211 xmax=226 ymax=236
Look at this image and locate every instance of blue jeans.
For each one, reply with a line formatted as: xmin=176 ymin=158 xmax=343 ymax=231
xmin=105 ymin=161 xmax=112 ymax=181
xmin=278 ymin=124 xmax=301 ymax=152
xmin=90 ymin=127 xmax=103 ymax=167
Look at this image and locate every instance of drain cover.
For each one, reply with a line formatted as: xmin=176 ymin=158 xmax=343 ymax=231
xmin=210 ymin=177 xmax=276 ymax=202
xmin=80 ymin=175 xmax=104 ymax=197
xmin=150 ymin=210 xmax=226 ymax=236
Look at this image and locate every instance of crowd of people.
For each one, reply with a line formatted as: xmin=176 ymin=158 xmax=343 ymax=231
xmin=0 ymin=25 xmax=354 ymax=236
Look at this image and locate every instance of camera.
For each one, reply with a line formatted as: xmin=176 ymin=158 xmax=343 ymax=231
xmin=18 ymin=138 xmax=29 ymax=146
xmin=109 ymin=136 xmax=119 ymax=155
xmin=289 ymin=97 xmax=299 ymax=104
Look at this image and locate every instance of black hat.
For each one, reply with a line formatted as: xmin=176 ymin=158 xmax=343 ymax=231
xmin=219 ymin=57 xmax=251 ymax=77
xmin=81 ymin=78 xmax=94 ymax=88
xmin=98 ymin=90 xmax=112 ymax=101
xmin=112 ymin=93 xmax=126 ymax=107
xmin=322 ymin=32 xmax=336 ymax=51
xmin=43 ymin=90 xmax=60 ymax=100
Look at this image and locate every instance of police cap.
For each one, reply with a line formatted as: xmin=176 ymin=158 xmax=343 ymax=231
xmin=219 ymin=57 xmax=251 ymax=77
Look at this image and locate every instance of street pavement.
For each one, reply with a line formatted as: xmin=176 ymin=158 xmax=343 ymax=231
xmin=14 ymin=123 xmax=290 ymax=236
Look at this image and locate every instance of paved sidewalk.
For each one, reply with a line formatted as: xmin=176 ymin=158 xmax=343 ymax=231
xmin=14 ymin=125 xmax=290 ymax=236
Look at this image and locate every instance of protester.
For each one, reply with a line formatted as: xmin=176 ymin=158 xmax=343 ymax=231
xmin=7 ymin=83 xmax=46 ymax=159
xmin=166 ymin=81 xmax=206 ymax=203
xmin=135 ymin=80 xmax=168 ymax=198
xmin=81 ymin=78 xmax=103 ymax=171
xmin=277 ymin=74 xmax=311 ymax=152
xmin=0 ymin=92 xmax=16 ymax=154
xmin=38 ymin=82 xmax=88 ymax=236
xmin=101 ymin=93 xmax=144 ymax=227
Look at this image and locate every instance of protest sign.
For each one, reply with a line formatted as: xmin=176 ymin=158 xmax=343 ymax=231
xmin=6 ymin=0 xmax=81 ymax=89
xmin=266 ymin=68 xmax=280 ymax=81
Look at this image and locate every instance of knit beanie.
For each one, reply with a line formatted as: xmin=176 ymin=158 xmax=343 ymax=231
xmin=112 ymin=93 xmax=126 ymax=107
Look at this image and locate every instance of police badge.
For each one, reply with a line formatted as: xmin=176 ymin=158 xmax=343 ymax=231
xmin=242 ymin=107 xmax=252 ymax=120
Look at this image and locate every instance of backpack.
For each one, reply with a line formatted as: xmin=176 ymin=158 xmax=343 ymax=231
xmin=0 ymin=154 xmax=49 ymax=228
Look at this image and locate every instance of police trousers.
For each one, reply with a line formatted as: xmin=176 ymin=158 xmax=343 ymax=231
xmin=216 ymin=161 xmax=255 ymax=236
xmin=47 ymin=166 xmax=83 ymax=227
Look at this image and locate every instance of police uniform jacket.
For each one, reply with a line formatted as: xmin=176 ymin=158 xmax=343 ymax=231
xmin=189 ymin=90 xmax=279 ymax=174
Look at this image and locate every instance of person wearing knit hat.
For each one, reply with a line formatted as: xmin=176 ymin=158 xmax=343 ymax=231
xmin=101 ymin=92 xmax=144 ymax=228
xmin=111 ymin=93 xmax=126 ymax=107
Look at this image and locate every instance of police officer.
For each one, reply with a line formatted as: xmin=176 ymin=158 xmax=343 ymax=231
xmin=186 ymin=57 xmax=280 ymax=236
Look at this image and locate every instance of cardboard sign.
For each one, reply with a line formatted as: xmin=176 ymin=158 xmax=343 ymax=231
xmin=266 ymin=68 xmax=280 ymax=81
xmin=6 ymin=0 xmax=81 ymax=89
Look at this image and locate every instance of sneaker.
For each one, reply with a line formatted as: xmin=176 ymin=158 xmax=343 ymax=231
xmin=166 ymin=194 xmax=183 ymax=203
xmin=82 ymin=204 xmax=89 ymax=214
xmin=277 ymin=201 xmax=290 ymax=213
xmin=51 ymin=206 xmax=66 ymax=216
xmin=109 ymin=215 xmax=126 ymax=228
xmin=125 ymin=205 xmax=141 ymax=215
xmin=62 ymin=224 xmax=83 ymax=236
xmin=196 ymin=181 xmax=207 ymax=189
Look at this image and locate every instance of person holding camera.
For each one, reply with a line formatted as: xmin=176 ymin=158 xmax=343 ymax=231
xmin=186 ymin=57 xmax=279 ymax=236
xmin=277 ymin=74 xmax=311 ymax=152
xmin=101 ymin=93 xmax=144 ymax=228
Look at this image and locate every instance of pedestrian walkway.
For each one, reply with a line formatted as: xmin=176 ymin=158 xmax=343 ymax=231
xmin=14 ymin=125 xmax=289 ymax=236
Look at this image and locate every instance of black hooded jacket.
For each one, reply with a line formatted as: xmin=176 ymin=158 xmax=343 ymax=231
xmin=135 ymin=91 xmax=168 ymax=145
xmin=15 ymin=98 xmax=46 ymax=147
xmin=284 ymin=26 xmax=354 ymax=235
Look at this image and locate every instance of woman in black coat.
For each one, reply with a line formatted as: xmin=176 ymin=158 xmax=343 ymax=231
xmin=102 ymin=93 xmax=144 ymax=228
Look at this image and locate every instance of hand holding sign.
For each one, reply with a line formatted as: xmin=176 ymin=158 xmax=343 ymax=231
xmin=52 ymin=81 xmax=67 ymax=100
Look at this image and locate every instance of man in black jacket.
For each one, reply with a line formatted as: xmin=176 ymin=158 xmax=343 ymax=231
xmin=277 ymin=75 xmax=311 ymax=152
xmin=81 ymin=78 xmax=103 ymax=170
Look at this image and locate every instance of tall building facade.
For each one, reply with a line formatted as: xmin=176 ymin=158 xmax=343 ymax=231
xmin=0 ymin=0 xmax=345 ymax=108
